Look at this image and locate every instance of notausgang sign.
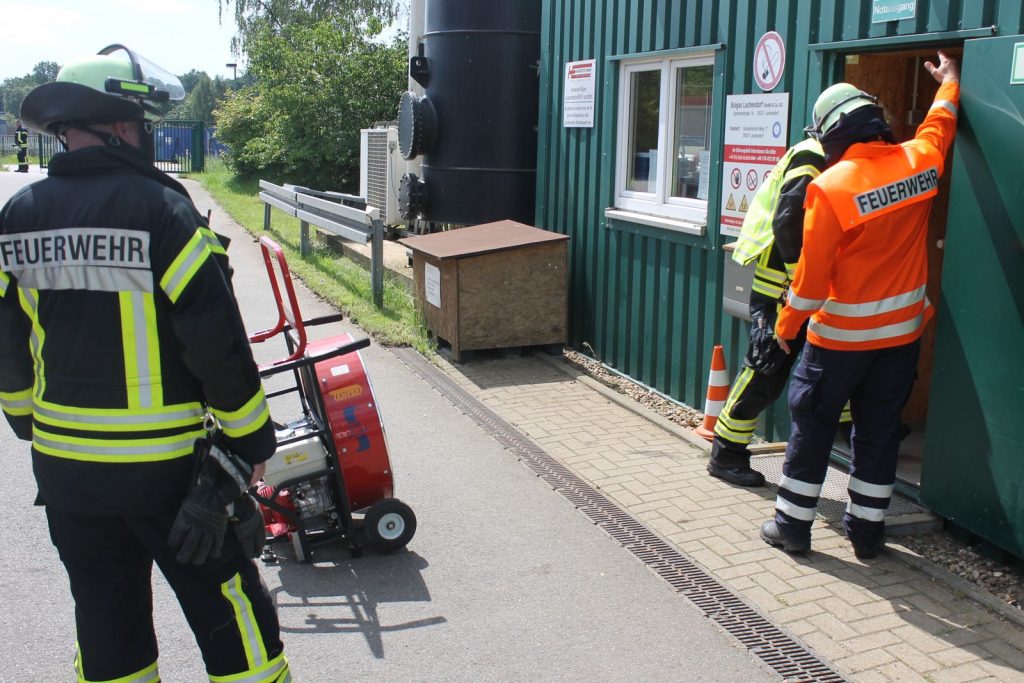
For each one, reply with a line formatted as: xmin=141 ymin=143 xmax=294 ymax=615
xmin=872 ymin=0 xmax=916 ymax=23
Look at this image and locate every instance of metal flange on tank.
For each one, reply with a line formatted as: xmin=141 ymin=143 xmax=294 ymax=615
xmin=397 ymin=0 xmax=541 ymax=225
xmin=398 ymin=87 xmax=435 ymax=219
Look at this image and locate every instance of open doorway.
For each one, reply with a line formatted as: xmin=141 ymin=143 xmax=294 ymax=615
xmin=831 ymin=45 xmax=964 ymax=489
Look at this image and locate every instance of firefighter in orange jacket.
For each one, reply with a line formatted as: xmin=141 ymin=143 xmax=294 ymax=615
xmin=759 ymin=51 xmax=960 ymax=559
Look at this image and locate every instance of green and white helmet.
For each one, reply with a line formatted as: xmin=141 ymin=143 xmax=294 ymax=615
xmin=804 ymin=82 xmax=878 ymax=139
xmin=20 ymin=44 xmax=184 ymax=134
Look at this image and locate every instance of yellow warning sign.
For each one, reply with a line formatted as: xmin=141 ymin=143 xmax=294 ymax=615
xmin=726 ymin=194 xmax=736 ymax=211
xmin=739 ymin=195 xmax=749 ymax=212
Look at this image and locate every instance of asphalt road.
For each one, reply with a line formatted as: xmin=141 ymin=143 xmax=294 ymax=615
xmin=0 ymin=170 xmax=776 ymax=682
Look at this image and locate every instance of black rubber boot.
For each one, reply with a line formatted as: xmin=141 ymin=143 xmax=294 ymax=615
xmin=851 ymin=537 xmax=886 ymax=560
xmin=760 ymin=520 xmax=811 ymax=553
xmin=707 ymin=461 xmax=766 ymax=487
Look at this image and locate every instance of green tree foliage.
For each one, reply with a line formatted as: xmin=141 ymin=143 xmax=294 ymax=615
xmin=178 ymin=69 xmax=209 ymax=94
xmin=2 ymin=61 xmax=60 ymax=121
xmin=170 ymin=73 xmax=229 ymax=124
xmin=218 ymin=0 xmax=398 ymax=54
xmin=214 ymin=16 xmax=407 ymax=192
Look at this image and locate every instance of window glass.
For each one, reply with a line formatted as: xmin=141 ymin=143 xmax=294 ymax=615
xmin=627 ymin=69 xmax=661 ymax=193
xmin=671 ymin=64 xmax=713 ymax=200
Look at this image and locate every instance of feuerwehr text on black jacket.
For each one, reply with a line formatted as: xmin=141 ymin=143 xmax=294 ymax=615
xmin=0 ymin=146 xmax=275 ymax=515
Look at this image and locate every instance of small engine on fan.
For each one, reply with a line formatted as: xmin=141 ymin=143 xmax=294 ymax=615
xmin=257 ymin=419 xmax=338 ymax=541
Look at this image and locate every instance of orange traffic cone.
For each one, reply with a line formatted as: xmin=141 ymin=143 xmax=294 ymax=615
xmin=694 ymin=344 xmax=730 ymax=441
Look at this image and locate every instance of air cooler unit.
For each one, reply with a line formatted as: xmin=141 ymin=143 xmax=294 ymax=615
xmin=359 ymin=126 xmax=410 ymax=227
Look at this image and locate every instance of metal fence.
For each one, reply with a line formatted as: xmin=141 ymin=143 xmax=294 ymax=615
xmin=33 ymin=120 xmax=205 ymax=173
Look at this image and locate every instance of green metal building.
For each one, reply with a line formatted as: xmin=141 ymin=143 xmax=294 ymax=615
xmin=534 ymin=1 xmax=1024 ymax=557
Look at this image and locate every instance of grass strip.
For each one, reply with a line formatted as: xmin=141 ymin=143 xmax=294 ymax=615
xmin=192 ymin=159 xmax=433 ymax=355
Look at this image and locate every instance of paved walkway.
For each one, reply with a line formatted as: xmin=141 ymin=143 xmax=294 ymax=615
xmin=435 ymin=352 xmax=1024 ymax=682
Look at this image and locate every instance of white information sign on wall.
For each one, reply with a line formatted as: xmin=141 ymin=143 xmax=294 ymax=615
xmin=425 ymin=263 xmax=441 ymax=308
xmin=720 ymin=93 xmax=789 ymax=237
xmin=563 ymin=59 xmax=597 ymax=127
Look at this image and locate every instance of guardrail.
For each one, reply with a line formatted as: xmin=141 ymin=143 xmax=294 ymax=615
xmin=258 ymin=180 xmax=385 ymax=307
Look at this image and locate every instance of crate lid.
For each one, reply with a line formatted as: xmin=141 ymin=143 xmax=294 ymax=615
xmin=399 ymin=220 xmax=568 ymax=260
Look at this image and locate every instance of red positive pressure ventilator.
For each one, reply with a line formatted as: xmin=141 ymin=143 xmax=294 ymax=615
xmin=248 ymin=236 xmax=416 ymax=563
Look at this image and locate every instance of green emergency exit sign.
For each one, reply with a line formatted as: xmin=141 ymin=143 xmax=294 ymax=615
xmin=872 ymin=0 xmax=916 ymax=23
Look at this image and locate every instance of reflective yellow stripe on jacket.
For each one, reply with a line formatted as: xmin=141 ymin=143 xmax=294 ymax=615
xmin=212 ymin=387 xmax=271 ymax=439
xmin=119 ymin=290 xmax=162 ymax=409
xmin=732 ymin=138 xmax=823 ymax=267
xmin=198 ymin=226 xmax=227 ymax=256
xmin=752 ymin=249 xmax=789 ymax=300
xmin=0 ymin=388 xmax=33 ymax=417
xmin=32 ymin=400 xmax=205 ymax=463
xmin=17 ymin=287 xmax=46 ymax=399
xmin=160 ymin=231 xmax=211 ymax=303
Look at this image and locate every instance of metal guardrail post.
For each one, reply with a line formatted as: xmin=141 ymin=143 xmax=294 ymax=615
xmin=264 ymin=203 xmax=272 ymax=232
xmin=371 ymin=218 xmax=384 ymax=308
xmin=300 ymin=220 xmax=310 ymax=258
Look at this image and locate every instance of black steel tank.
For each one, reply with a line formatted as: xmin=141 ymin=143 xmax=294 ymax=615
xmin=399 ymin=0 xmax=541 ymax=225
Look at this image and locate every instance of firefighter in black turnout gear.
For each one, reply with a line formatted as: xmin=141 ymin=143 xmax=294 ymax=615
xmin=707 ymin=137 xmax=852 ymax=487
xmin=14 ymin=118 xmax=29 ymax=172
xmin=0 ymin=46 xmax=293 ymax=682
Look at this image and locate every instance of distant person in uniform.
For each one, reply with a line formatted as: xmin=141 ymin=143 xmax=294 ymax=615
xmin=14 ymin=118 xmax=29 ymax=172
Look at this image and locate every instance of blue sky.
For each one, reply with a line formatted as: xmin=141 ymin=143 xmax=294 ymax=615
xmin=4 ymin=0 xmax=390 ymax=82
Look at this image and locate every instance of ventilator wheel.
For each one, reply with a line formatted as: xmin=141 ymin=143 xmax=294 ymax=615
xmin=363 ymin=498 xmax=416 ymax=553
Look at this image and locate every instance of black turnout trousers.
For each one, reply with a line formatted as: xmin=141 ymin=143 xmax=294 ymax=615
xmin=46 ymin=506 xmax=285 ymax=682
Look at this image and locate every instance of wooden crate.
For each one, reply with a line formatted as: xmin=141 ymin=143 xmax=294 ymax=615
xmin=400 ymin=220 xmax=569 ymax=361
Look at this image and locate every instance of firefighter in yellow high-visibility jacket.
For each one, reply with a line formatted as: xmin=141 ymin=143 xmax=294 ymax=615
xmin=709 ymin=136 xmax=853 ymax=488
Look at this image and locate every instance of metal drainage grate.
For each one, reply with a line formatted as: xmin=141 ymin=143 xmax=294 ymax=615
xmin=395 ymin=349 xmax=847 ymax=683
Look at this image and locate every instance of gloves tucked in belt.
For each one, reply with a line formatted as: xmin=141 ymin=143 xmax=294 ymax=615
xmin=230 ymin=495 xmax=267 ymax=559
xmin=168 ymin=436 xmax=256 ymax=565
xmin=750 ymin=308 xmax=788 ymax=376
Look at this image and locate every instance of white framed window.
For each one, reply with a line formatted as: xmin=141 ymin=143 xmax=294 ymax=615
xmin=611 ymin=52 xmax=715 ymax=234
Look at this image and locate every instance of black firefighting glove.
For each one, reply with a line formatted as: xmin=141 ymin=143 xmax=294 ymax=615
xmin=229 ymin=494 xmax=267 ymax=559
xmin=749 ymin=308 xmax=787 ymax=376
xmin=168 ymin=437 xmax=253 ymax=565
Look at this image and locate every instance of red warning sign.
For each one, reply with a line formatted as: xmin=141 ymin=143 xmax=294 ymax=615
xmin=753 ymin=31 xmax=786 ymax=92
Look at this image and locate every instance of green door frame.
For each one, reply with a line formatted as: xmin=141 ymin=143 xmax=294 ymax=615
xmin=918 ymin=33 xmax=1024 ymax=559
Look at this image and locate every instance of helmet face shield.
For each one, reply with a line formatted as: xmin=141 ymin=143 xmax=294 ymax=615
xmin=21 ymin=44 xmax=185 ymax=135
xmin=108 ymin=47 xmax=186 ymax=101
xmin=97 ymin=44 xmax=185 ymax=120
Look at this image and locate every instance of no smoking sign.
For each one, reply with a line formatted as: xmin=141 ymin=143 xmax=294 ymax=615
xmin=754 ymin=31 xmax=786 ymax=91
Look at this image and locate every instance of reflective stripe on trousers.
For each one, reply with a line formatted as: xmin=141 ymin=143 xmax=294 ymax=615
xmin=774 ymin=340 xmax=919 ymax=544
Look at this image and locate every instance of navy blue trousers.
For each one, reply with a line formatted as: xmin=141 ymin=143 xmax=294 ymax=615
xmin=774 ymin=339 xmax=920 ymax=547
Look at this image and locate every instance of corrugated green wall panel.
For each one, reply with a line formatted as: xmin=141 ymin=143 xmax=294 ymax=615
xmin=536 ymin=0 xmax=1023 ymax=428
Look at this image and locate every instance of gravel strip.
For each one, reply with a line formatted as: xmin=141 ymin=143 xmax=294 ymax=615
xmin=562 ymin=350 xmax=1023 ymax=614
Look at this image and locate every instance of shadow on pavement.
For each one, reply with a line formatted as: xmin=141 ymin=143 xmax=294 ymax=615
xmin=269 ymin=546 xmax=446 ymax=658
